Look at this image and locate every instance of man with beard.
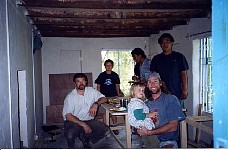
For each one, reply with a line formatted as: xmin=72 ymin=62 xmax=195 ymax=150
xmin=62 ymin=73 xmax=110 ymax=148
xmin=137 ymin=72 xmax=186 ymax=148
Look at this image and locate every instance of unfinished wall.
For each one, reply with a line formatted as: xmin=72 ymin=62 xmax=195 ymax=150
xmin=0 ymin=0 xmax=43 ymax=148
xmin=0 ymin=0 xmax=12 ymax=148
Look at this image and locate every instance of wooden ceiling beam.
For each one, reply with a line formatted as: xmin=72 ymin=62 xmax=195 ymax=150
xmin=19 ymin=0 xmax=211 ymax=37
xmin=40 ymin=31 xmax=157 ymax=38
xmin=35 ymin=24 xmax=173 ymax=31
xmin=19 ymin=0 xmax=211 ymax=10
xmin=32 ymin=17 xmax=188 ymax=26
xmin=25 ymin=7 xmax=209 ymax=19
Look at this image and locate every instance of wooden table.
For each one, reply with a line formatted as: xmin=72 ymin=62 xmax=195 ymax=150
xmin=181 ymin=115 xmax=213 ymax=148
xmin=101 ymin=103 xmax=131 ymax=148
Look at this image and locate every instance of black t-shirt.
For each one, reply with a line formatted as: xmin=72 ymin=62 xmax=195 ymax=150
xmin=150 ymin=51 xmax=189 ymax=99
xmin=95 ymin=71 xmax=120 ymax=97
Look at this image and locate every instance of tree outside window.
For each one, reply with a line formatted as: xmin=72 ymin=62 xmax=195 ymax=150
xmin=101 ymin=50 xmax=134 ymax=96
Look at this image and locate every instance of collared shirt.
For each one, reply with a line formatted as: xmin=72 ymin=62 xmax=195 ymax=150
xmin=62 ymin=87 xmax=105 ymax=121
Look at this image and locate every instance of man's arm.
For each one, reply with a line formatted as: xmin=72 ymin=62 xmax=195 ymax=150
xmin=65 ymin=113 xmax=92 ymax=134
xmin=115 ymin=84 xmax=121 ymax=96
xmin=89 ymin=97 xmax=107 ymax=117
xmin=97 ymin=84 xmax=101 ymax=92
xmin=96 ymin=97 xmax=107 ymax=104
xmin=138 ymin=120 xmax=179 ymax=136
xmin=181 ymin=70 xmax=188 ymax=99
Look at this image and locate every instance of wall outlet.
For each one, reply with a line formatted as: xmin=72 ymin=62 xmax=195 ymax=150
xmin=34 ymin=135 xmax=39 ymax=141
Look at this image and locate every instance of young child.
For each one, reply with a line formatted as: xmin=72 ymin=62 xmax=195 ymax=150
xmin=127 ymin=82 xmax=157 ymax=130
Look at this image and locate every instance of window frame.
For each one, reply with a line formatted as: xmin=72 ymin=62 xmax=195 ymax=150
xmin=199 ymin=37 xmax=213 ymax=113
xmin=101 ymin=49 xmax=135 ymax=95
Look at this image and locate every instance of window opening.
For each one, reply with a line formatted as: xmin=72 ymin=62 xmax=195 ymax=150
xmin=200 ymin=37 xmax=213 ymax=113
xmin=101 ymin=49 xmax=134 ymax=95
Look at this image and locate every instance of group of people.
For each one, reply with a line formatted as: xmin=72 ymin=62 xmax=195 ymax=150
xmin=62 ymin=33 xmax=189 ymax=148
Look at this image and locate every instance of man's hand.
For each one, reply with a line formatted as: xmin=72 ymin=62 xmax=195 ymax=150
xmin=89 ymin=103 xmax=98 ymax=117
xmin=137 ymin=126 xmax=148 ymax=136
xmin=81 ymin=122 xmax=92 ymax=134
xmin=181 ymin=89 xmax=188 ymax=99
xmin=132 ymin=75 xmax=139 ymax=81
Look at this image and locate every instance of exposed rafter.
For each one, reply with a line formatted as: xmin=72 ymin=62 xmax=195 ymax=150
xmin=18 ymin=0 xmax=211 ymax=37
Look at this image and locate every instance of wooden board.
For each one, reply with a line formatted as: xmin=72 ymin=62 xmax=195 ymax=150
xmin=49 ymin=73 xmax=93 ymax=106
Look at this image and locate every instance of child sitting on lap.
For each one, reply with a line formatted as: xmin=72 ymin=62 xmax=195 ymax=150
xmin=127 ymin=83 xmax=157 ymax=130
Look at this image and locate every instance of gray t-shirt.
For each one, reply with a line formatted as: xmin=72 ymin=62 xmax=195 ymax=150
xmin=146 ymin=93 xmax=186 ymax=141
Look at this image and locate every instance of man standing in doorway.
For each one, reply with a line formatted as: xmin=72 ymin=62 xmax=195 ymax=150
xmin=150 ymin=33 xmax=189 ymax=109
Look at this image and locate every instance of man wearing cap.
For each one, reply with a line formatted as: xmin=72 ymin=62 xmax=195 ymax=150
xmin=137 ymin=72 xmax=186 ymax=148
xmin=150 ymin=33 xmax=189 ymax=109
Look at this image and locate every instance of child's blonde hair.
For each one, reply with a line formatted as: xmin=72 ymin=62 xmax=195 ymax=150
xmin=129 ymin=82 xmax=146 ymax=100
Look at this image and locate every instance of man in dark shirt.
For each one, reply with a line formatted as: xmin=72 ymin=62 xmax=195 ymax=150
xmin=150 ymin=33 xmax=189 ymax=108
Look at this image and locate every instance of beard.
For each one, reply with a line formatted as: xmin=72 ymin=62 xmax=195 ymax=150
xmin=77 ymin=84 xmax=85 ymax=90
xmin=151 ymin=88 xmax=161 ymax=94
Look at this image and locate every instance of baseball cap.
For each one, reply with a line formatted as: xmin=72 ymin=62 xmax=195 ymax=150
xmin=146 ymin=72 xmax=161 ymax=80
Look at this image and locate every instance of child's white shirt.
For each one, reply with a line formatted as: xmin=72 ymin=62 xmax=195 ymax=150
xmin=127 ymin=98 xmax=155 ymax=130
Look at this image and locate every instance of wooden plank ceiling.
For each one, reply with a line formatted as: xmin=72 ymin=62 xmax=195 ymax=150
xmin=18 ymin=0 xmax=211 ymax=38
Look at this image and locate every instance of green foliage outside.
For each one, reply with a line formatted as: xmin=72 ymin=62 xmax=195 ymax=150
xmin=101 ymin=50 xmax=134 ymax=96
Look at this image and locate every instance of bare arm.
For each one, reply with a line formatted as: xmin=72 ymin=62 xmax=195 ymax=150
xmin=96 ymin=97 xmax=108 ymax=104
xmin=89 ymin=97 xmax=107 ymax=117
xmin=97 ymin=84 xmax=101 ymax=92
xmin=65 ymin=113 xmax=92 ymax=134
xmin=137 ymin=120 xmax=179 ymax=136
xmin=181 ymin=70 xmax=188 ymax=99
xmin=116 ymin=84 xmax=121 ymax=96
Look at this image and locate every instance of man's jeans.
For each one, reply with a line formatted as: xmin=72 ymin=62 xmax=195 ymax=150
xmin=64 ymin=120 xmax=110 ymax=148
xmin=160 ymin=140 xmax=178 ymax=148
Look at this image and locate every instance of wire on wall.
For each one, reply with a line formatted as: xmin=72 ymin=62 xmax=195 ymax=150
xmin=186 ymin=31 xmax=211 ymax=38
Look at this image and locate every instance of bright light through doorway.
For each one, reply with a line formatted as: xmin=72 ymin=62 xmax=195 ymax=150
xmin=101 ymin=49 xmax=135 ymax=96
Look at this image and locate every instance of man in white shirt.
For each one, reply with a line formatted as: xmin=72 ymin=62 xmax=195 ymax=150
xmin=62 ymin=73 xmax=110 ymax=148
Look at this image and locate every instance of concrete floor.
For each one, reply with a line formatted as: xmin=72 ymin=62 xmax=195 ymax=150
xmin=40 ymin=129 xmax=144 ymax=149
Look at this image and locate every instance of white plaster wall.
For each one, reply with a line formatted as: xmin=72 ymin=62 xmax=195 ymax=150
xmin=0 ymin=0 xmax=12 ymax=148
xmin=41 ymin=37 xmax=149 ymax=123
xmin=0 ymin=0 xmax=43 ymax=148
